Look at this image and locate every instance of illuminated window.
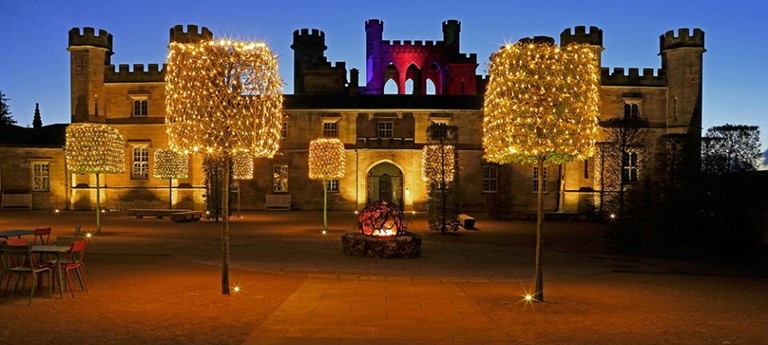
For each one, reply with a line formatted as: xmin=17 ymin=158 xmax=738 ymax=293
xmin=482 ymin=165 xmax=498 ymax=193
xmin=378 ymin=121 xmax=393 ymax=138
xmin=622 ymin=152 xmax=639 ymax=183
xmin=130 ymin=94 xmax=149 ymax=117
xmin=32 ymin=161 xmax=50 ymax=191
xmin=131 ymin=145 xmax=149 ymax=179
xmin=281 ymin=122 xmax=288 ymax=139
xmin=272 ymin=165 xmax=288 ymax=192
xmin=325 ymin=179 xmax=339 ymax=192
xmin=322 ymin=122 xmax=338 ymax=138
xmin=533 ymin=166 xmax=547 ymax=193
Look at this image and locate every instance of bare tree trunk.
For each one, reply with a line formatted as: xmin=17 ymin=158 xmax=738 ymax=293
xmin=533 ymin=156 xmax=545 ymax=302
xmin=169 ymin=178 xmax=173 ymax=209
xmin=323 ymin=180 xmax=328 ymax=232
xmin=221 ymin=158 xmax=231 ymax=295
xmin=96 ymin=173 xmax=101 ymax=234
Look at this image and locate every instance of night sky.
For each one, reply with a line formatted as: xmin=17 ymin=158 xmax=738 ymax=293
xmin=1 ymin=0 xmax=766 ymax=148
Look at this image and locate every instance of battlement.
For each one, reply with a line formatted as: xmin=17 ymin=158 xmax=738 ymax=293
xmin=292 ymin=28 xmax=326 ymax=47
xmin=453 ymin=53 xmax=478 ymax=64
xmin=105 ymin=63 xmax=165 ymax=83
xmin=365 ymin=19 xmax=383 ymax=28
xmin=660 ymin=28 xmax=704 ymax=51
xmin=517 ymin=36 xmax=555 ymax=45
xmin=68 ymin=27 xmax=113 ymax=50
xmin=169 ymin=24 xmax=213 ymax=43
xmin=600 ymin=67 xmax=667 ymax=87
xmin=560 ymin=26 xmax=603 ymax=47
xmin=386 ymin=39 xmax=439 ymax=48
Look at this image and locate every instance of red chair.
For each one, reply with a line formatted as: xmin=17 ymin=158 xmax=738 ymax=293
xmin=46 ymin=239 xmax=88 ymax=297
xmin=33 ymin=227 xmax=52 ymax=245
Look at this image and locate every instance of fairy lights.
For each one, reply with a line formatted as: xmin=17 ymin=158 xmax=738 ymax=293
xmin=231 ymin=152 xmax=254 ymax=180
xmin=421 ymin=145 xmax=455 ymax=183
xmin=153 ymin=149 xmax=189 ymax=180
xmin=483 ymin=41 xmax=601 ymax=164
xmin=65 ymin=123 xmax=125 ymax=174
xmin=165 ymin=39 xmax=283 ymax=157
xmin=308 ymin=138 xmax=346 ymax=180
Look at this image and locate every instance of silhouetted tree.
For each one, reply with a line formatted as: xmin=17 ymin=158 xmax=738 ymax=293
xmin=702 ymin=124 xmax=761 ymax=174
xmin=0 ymin=90 xmax=16 ymax=126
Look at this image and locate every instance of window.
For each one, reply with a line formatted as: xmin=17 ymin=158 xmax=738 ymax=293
xmin=325 ymin=179 xmax=339 ymax=192
xmin=32 ymin=162 xmax=50 ymax=191
xmin=533 ymin=166 xmax=547 ymax=193
xmin=622 ymin=152 xmax=639 ymax=183
xmin=429 ymin=122 xmax=448 ymax=140
xmin=378 ymin=121 xmax=393 ymax=138
xmin=584 ymin=159 xmax=589 ymax=179
xmin=322 ymin=122 xmax=338 ymax=138
xmin=132 ymin=145 xmax=149 ymax=179
xmin=623 ymin=102 xmax=640 ymax=119
xmin=133 ymin=99 xmax=148 ymax=117
xmin=280 ymin=122 xmax=288 ymax=139
xmin=482 ymin=165 xmax=498 ymax=193
xmin=272 ymin=165 xmax=288 ymax=192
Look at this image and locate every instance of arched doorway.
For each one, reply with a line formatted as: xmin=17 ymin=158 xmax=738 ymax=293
xmin=367 ymin=161 xmax=403 ymax=209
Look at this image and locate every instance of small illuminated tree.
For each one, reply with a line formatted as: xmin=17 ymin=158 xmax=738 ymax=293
xmin=153 ymin=149 xmax=189 ymax=209
xmin=231 ymin=152 xmax=254 ymax=218
xmin=308 ymin=138 xmax=345 ymax=234
xmin=484 ymin=38 xmax=600 ymax=302
xmin=65 ymin=123 xmax=125 ymax=234
xmin=421 ymin=144 xmax=456 ymax=233
xmin=166 ymin=39 xmax=283 ymax=295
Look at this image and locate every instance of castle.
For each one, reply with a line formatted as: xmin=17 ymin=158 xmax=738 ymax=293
xmin=0 ymin=20 xmax=704 ymax=215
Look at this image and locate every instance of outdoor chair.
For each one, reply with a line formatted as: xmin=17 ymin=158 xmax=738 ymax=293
xmin=0 ymin=243 xmax=52 ymax=305
xmin=33 ymin=227 xmax=52 ymax=245
xmin=47 ymin=238 xmax=88 ymax=297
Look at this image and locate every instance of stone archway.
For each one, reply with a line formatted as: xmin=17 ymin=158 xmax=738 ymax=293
xmin=367 ymin=161 xmax=403 ymax=209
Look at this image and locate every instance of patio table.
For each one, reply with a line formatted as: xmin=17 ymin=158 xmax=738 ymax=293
xmin=0 ymin=229 xmax=34 ymax=238
xmin=31 ymin=245 xmax=71 ymax=298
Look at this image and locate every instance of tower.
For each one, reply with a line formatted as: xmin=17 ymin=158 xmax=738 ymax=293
xmin=442 ymin=20 xmax=461 ymax=55
xmin=660 ymin=28 xmax=705 ymax=179
xmin=365 ymin=19 xmax=384 ymax=94
xmin=169 ymin=24 xmax=212 ymax=44
xmin=560 ymin=26 xmax=604 ymax=65
xmin=291 ymin=28 xmax=328 ymax=94
xmin=68 ymin=27 xmax=113 ymax=123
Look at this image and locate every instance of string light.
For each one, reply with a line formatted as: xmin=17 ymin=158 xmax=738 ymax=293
xmin=308 ymin=138 xmax=346 ymax=180
xmin=65 ymin=123 xmax=125 ymax=174
xmin=231 ymin=152 xmax=254 ymax=180
xmin=153 ymin=149 xmax=189 ymax=180
xmin=165 ymin=39 xmax=283 ymax=158
xmin=483 ymin=42 xmax=601 ymax=164
xmin=421 ymin=145 xmax=455 ymax=183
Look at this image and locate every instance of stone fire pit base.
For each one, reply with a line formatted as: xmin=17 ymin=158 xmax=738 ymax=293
xmin=341 ymin=232 xmax=422 ymax=258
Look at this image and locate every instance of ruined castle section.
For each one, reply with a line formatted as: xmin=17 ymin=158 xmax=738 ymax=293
xmin=292 ymin=29 xmax=348 ymax=95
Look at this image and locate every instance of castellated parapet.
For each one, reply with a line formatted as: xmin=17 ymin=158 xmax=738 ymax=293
xmin=169 ymin=24 xmax=213 ymax=43
xmin=560 ymin=26 xmax=603 ymax=47
xmin=105 ymin=63 xmax=166 ymax=83
xmin=68 ymin=27 xmax=113 ymax=51
xmin=292 ymin=28 xmax=327 ymax=50
xmin=660 ymin=28 xmax=704 ymax=51
xmin=600 ymin=67 xmax=666 ymax=87
xmin=517 ymin=36 xmax=556 ymax=45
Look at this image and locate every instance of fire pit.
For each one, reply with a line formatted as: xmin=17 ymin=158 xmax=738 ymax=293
xmin=342 ymin=201 xmax=421 ymax=258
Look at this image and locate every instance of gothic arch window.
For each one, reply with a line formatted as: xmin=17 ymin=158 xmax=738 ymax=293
xmin=426 ymin=62 xmax=441 ymax=95
xmin=426 ymin=79 xmax=436 ymax=95
xmin=404 ymin=79 xmax=414 ymax=95
xmin=383 ymin=63 xmax=399 ymax=94
xmin=384 ymin=79 xmax=398 ymax=94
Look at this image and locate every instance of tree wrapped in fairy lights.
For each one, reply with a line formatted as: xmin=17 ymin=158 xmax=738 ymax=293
xmin=421 ymin=141 xmax=457 ymax=233
xmin=153 ymin=148 xmax=189 ymax=209
xmin=65 ymin=123 xmax=125 ymax=234
xmin=484 ymin=38 xmax=600 ymax=302
xmin=231 ymin=152 xmax=254 ymax=218
xmin=165 ymin=38 xmax=283 ymax=295
xmin=308 ymin=138 xmax=346 ymax=234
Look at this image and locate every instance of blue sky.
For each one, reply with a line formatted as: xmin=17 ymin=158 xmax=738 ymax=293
xmin=1 ymin=0 xmax=766 ymax=148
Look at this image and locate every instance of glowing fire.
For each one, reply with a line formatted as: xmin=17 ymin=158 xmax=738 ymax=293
xmin=358 ymin=200 xmax=404 ymax=237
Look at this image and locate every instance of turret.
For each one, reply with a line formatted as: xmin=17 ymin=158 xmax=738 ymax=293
xmin=33 ymin=103 xmax=42 ymax=129
xmin=68 ymin=27 xmax=113 ymax=123
xmin=660 ymin=28 xmax=706 ymax=179
xmin=291 ymin=28 xmax=328 ymax=94
xmin=169 ymin=24 xmax=213 ymax=43
xmin=365 ymin=19 xmax=384 ymax=93
xmin=442 ymin=20 xmax=461 ymax=55
xmin=560 ymin=26 xmax=603 ymax=47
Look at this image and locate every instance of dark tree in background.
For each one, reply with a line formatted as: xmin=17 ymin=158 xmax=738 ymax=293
xmin=702 ymin=124 xmax=761 ymax=174
xmin=596 ymin=116 xmax=649 ymax=217
xmin=424 ymin=123 xmax=460 ymax=233
xmin=0 ymin=90 xmax=17 ymax=126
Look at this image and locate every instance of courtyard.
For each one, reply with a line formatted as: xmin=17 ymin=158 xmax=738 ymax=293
xmin=0 ymin=210 xmax=765 ymax=344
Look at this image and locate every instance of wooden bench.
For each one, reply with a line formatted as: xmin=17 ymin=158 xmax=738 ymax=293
xmin=1 ymin=193 xmax=32 ymax=210
xmin=170 ymin=210 xmax=202 ymax=223
xmin=131 ymin=209 xmax=189 ymax=219
xmin=265 ymin=194 xmax=291 ymax=210
xmin=458 ymin=214 xmax=476 ymax=229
